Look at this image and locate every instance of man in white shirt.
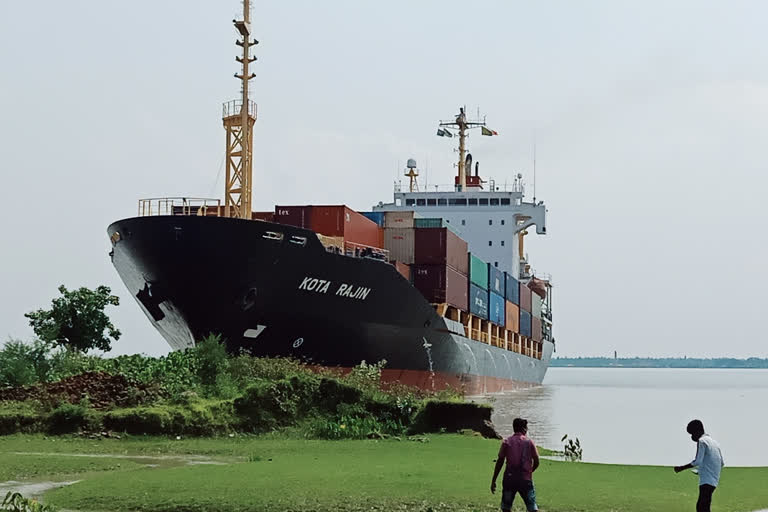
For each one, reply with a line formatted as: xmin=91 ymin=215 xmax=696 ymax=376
xmin=674 ymin=419 xmax=725 ymax=512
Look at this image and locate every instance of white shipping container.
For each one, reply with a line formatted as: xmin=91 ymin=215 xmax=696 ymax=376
xmin=384 ymin=211 xmax=420 ymax=229
xmin=383 ymin=228 xmax=415 ymax=264
xmin=532 ymin=294 xmax=543 ymax=319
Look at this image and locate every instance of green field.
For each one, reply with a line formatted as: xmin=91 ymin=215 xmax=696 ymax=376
xmin=1 ymin=435 xmax=766 ymax=512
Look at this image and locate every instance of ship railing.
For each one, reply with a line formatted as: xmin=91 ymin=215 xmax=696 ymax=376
xmin=343 ymin=241 xmax=390 ymax=262
xmin=222 ymin=99 xmax=257 ymax=119
xmin=138 ymin=197 xmax=222 ymax=217
xmin=393 ymin=181 xmax=525 ymax=193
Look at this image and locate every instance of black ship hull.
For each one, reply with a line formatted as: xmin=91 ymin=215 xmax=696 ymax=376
xmin=108 ymin=216 xmax=552 ymax=394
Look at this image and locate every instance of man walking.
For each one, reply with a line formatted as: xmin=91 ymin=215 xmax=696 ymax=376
xmin=491 ymin=418 xmax=540 ymax=512
xmin=674 ymin=419 xmax=725 ymax=512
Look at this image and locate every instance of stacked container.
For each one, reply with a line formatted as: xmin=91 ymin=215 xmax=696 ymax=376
xmin=252 ymin=211 xmax=275 ymax=222
xmin=505 ymin=302 xmax=520 ymax=332
xmin=383 ymin=228 xmax=415 ymax=264
xmin=520 ymin=309 xmax=532 ymax=338
xmin=274 ymin=205 xmax=311 ymax=229
xmin=519 ymin=282 xmax=533 ymax=313
xmin=505 ymin=273 xmax=520 ymax=305
xmin=411 ymin=265 xmax=468 ymax=310
xmin=532 ymin=294 xmax=543 ymax=319
xmin=468 ymin=283 xmax=489 ymax=319
xmin=384 ymin=211 xmax=418 ymax=228
xmin=414 ymin=228 xmax=469 ymax=274
xmin=489 ymin=291 xmax=505 ymax=326
xmin=488 ymin=265 xmax=504 ymax=296
xmin=275 ymin=205 xmax=382 ymax=248
xmin=469 ymin=254 xmax=488 ymax=289
xmin=361 ymin=211 xmax=385 ymax=227
xmin=532 ymin=317 xmax=543 ymax=342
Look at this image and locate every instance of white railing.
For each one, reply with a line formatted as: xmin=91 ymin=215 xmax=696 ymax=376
xmin=138 ymin=197 xmax=222 ymax=217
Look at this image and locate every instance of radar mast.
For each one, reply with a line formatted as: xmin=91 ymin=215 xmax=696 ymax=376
xmin=222 ymin=0 xmax=258 ymax=218
xmin=437 ymin=107 xmax=497 ymax=191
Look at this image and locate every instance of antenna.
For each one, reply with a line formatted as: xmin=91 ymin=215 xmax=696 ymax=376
xmin=222 ymin=0 xmax=258 ymax=218
xmin=436 ymin=106 xmax=497 ymax=191
xmin=533 ymin=140 xmax=537 ymax=203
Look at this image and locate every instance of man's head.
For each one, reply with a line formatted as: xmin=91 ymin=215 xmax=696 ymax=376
xmin=686 ymin=419 xmax=705 ymax=442
xmin=513 ymin=418 xmax=528 ymax=434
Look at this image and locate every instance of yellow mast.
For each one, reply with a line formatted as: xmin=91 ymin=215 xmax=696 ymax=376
xmin=223 ymin=0 xmax=258 ymax=218
xmin=438 ymin=107 xmax=491 ymax=191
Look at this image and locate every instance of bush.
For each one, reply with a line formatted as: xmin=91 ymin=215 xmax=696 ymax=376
xmin=103 ymin=400 xmax=236 ymax=435
xmin=234 ymin=374 xmax=320 ymax=432
xmin=409 ymin=400 xmax=497 ymax=438
xmin=194 ymin=335 xmax=228 ymax=392
xmin=0 ymin=340 xmax=52 ymax=387
xmin=48 ymin=402 xmax=88 ymax=434
xmin=0 ymin=402 xmax=43 ymax=435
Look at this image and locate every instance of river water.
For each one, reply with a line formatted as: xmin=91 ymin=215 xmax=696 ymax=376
xmin=486 ymin=367 xmax=768 ymax=467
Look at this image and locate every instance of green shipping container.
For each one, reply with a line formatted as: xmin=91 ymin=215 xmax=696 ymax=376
xmin=469 ymin=253 xmax=488 ymax=289
xmin=414 ymin=218 xmax=443 ymax=228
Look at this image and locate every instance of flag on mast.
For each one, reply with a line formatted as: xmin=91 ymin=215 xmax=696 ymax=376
xmin=437 ymin=128 xmax=454 ymax=138
xmin=481 ymin=126 xmax=498 ymax=136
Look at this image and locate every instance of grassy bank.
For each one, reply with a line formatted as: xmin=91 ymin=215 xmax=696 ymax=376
xmin=1 ymin=435 xmax=766 ymax=512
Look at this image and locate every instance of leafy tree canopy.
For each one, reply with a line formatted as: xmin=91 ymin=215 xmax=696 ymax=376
xmin=25 ymin=285 xmax=121 ymax=353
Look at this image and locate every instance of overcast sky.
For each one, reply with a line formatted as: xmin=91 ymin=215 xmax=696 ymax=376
xmin=1 ymin=0 xmax=766 ymax=358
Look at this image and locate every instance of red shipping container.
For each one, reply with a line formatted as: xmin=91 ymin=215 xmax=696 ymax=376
xmin=252 ymin=211 xmax=275 ymax=222
xmin=309 ymin=206 xmax=382 ymax=249
xmin=532 ymin=317 xmax=543 ymax=342
xmin=505 ymin=301 xmax=520 ymax=333
xmin=393 ymin=261 xmax=411 ymax=281
xmin=411 ymin=264 xmax=468 ymax=310
xmin=274 ymin=205 xmax=311 ymax=228
xmin=413 ymin=228 xmax=469 ymax=275
xmin=519 ymin=282 xmax=532 ymax=312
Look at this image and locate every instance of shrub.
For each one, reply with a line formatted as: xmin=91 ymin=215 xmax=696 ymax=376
xmin=103 ymin=400 xmax=236 ymax=436
xmin=0 ymin=402 xmax=43 ymax=435
xmin=409 ymin=400 xmax=495 ymax=438
xmin=234 ymin=374 xmax=320 ymax=432
xmin=48 ymin=402 xmax=88 ymax=434
xmin=0 ymin=340 xmax=52 ymax=387
xmin=2 ymin=491 xmax=57 ymax=512
xmin=194 ymin=334 xmax=228 ymax=392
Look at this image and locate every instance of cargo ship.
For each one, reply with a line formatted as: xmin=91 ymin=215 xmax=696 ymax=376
xmin=106 ymin=2 xmax=555 ymax=394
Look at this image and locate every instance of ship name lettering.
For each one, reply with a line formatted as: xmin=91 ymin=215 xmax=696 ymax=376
xmin=336 ymin=284 xmax=371 ymax=301
xmin=298 ymin=277 xmax=331 ymax=294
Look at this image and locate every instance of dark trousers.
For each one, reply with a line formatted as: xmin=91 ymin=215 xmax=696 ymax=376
xmin=696 ymin=484 xmax=716 ymax=512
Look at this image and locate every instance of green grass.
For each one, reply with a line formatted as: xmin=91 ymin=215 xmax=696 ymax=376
xmin=0 ymin=453 xmax=143 ymax=482
xmin=17 ymin=435 xmax=763 ymax=512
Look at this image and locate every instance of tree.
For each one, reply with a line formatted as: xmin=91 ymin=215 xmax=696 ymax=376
xmin=25 ymin=285 xmax=121 ymax=352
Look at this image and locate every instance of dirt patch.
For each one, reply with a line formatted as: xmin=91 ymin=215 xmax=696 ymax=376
xmin=0 ymin=372 xmax=164 ymax=409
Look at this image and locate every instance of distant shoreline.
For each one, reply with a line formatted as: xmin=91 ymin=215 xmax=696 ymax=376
xmin=550 ymin=357 xmax=768 ymax=369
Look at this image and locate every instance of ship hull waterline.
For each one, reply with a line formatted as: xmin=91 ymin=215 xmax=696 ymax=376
xmin=107 ymin=215 xmax=553 ymax=395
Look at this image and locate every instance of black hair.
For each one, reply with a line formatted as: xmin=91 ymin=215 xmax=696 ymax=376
xmin=513 ymin=418 xmax=528 ymax=433
xmin=686 ymin=419 xmax=704 ymax=435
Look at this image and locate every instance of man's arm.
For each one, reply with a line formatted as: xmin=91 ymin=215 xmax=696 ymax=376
xmin=675 ymin=440 xmax=702 ymax=473
xmin=531 ymin=442 xmax=540 ymax=473
xmin=491 ymin=443 xmax=505 ymax=494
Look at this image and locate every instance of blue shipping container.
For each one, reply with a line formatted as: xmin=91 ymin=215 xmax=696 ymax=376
xmin=469 ymin=283 xmax=489 ymax=319
xmin=489 ymin=291 xmax=505 ymax=326
xmin=488 ymin=264 xmax=504 ymax=296
xmin=520 ymin=310 xmax=532 ymax=337
xmin=361 ymin=211 xmax=385 ymax=227
xmin=505 ymin=273 xmax=520 ymax=305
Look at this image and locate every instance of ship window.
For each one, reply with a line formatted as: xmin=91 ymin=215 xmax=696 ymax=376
xmin=416 ymin=199 xmax=426 ymax=206
xmin=479 ymin=198 xmax=489 ymax=205
xmin=461 ymin=220 xmax=466 ymax=226
xmin=501 ymin=198 xmax=511 ymax=206
xmin=501 ymin=219 xmax=505 ymax=226
xmin=488 ymin=219 xmax=493 ymax=225
xmin=468 ymin=198 xmax=478 ymax=205
xmin=501 ymin=240 xmax=505 ymax=247
xmin=490 ymin=198 xmax=500 ymax=206
xmin=495 ymin=262 xmax=499 ymax=267
xmin=406 ymin=199 xmax=415 ymax=206
xmin=449 ymin=198 xmax=467 ymax=205
xmin=427 ymin=198 xmax=436 ymax=206
xmin=395 ymin=198 xmax=402 ymax=206
xmin=489 ymin=241 xmax=493 ymax=246
xmin=437 ymin=198 xmax=447 ymax=205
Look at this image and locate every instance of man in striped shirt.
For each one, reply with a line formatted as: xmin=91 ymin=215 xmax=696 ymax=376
xmin=674 ymin=419 xmax=725 ymax=512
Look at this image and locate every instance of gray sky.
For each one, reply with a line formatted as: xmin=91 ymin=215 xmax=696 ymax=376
xmin=1 ymin=1 xmax=766 ymax=358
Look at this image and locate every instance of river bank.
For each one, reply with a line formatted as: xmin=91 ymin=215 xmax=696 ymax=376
xmin=1 ymin=434 xmax=766 ymax=512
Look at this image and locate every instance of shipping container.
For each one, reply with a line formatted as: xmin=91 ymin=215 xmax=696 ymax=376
xmin=310 ymin=206 xmax=382 ymax=248
xmin=413 ymin=217 xmax=444 ymax=228
xmin=505 ymin=301 xmax=520 ymax=332
xmin=488 ymin=264 xmax=504 ymax=296
xmin=532 ymin=317 xmax=543 ymax=342
xmin=505 ymin=274 xmax=520 ymax=304
xmin=414 ymin=228 xmax=469 ymax=274
xmin=520 ymin=309 xmax=532 ymax=338
xmin=469 ymin=253 xmax=488 ymax=289
xmin=532 ymin=294 xmax=543 ymax=319
xmin=393 ymin=260 xmax=411 ymax=282
xmin=384 ymin=211 xmax=420 ymax=229
xmin=252 ymin=211 xmax=275 ymax=222
xmin=411 ymin=264 xmax=468 ymax=310
xmin=489 ymin=291 xmax=505 ymax=326
xmin=519 ymin=282 xmax=532 ymax=312
xmin=468 ymin=283 xmax=489 ymax=319
xmin=274 ymin=205 xmax=311 ymax=228
xmin=361 ymin=211 xmax=385 ymax=227
xmin=383 ymin=228 xmax=415 ymax=264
